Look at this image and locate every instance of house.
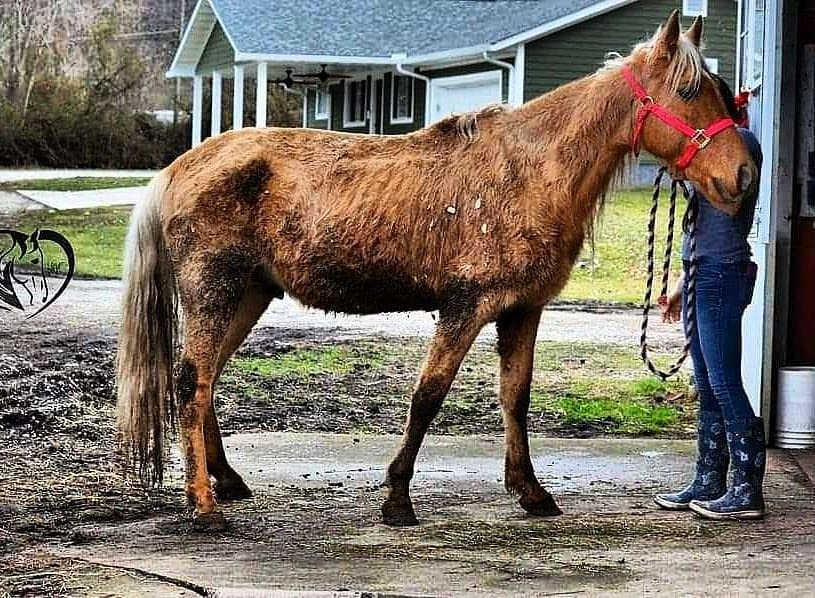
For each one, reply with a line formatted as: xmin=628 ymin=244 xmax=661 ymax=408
xmin=735 ymin=0 xmax=815 ymax=445
xmin=166 ymin=0 xmax=815 ymax=446
xmin=167 ymin=0 xmax=737 ymax=146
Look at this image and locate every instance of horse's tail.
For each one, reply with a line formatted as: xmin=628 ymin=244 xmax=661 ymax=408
xmin=116 ymin=170 xmax=178 ymax=485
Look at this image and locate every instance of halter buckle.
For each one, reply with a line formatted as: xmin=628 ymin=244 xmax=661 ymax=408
xmin=691 ymin=129 xmax=711 ymax=149
xmin=640 ymin=95 xmax=655 ymax=106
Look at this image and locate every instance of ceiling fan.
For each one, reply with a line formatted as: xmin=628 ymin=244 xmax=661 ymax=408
xmin=274 ymin=65 xmax=351 ymax=88
xmin=299 ymin=64 xmax=352 ymax=84
xmin=274 ymin=69 xmax=301 ymax=88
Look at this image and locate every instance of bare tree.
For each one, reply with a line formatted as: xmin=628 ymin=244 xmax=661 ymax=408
xmin=0 ymin=0 xmax=102 ymax=125
xmin=0 ymin=1 xmax=62 ymax=122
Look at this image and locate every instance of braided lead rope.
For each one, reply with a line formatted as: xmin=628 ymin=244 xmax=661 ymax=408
xmin=640 ymin=168 xmax=696 ymax=379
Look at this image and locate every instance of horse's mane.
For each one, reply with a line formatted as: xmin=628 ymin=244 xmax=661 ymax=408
xmin=586 ymin=27 xmax=705 ymax=250
xmin=411 ymin=24 xmax=704 ymax=255
xmin=602 ymin=25 xmax=706 ymax=96
xmin=427 ymin=103 xmax=508 ymax=142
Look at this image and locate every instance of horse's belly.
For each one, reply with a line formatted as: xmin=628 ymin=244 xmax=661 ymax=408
xmin=281 ymin=259 xmax=439 ymax=315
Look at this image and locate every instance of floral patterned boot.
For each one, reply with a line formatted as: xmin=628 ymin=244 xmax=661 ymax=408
xmin=689 ymin=417 xmax=766 ymax=520
xmin=654 ymin=410 xmax=729 ymax=510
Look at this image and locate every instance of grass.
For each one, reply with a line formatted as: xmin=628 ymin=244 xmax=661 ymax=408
xmin=561 ymin=189 xmax=684 ymax=304
xmin=3 ymin=176 xmax=151 ymax=192
xmin=3 ymin=188 xmax=683 ymax=303
xmin=528 ymin=343 xmax=688 ymax=435
xmin=217 ymin=339 xmax=693 ymax=437
xmin=232 ymin=347 xmax=384 ymax=379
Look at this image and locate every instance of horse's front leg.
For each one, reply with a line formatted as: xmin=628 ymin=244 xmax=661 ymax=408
xmin=496 ymin=308 xmax=562 ymax=517
xmin=382 ymin=317 xmax=483 ymax=526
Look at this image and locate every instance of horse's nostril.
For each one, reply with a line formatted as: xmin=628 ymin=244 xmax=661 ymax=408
xmin=737 ymin=164 xmax=754 ymax=194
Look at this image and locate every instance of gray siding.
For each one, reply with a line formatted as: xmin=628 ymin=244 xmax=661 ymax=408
xmin=523 ymin=0 xmax=737 ymax=100
xmin=382 ymin=73 xmax=426 ymax=135
xmin=195 ymin=23 xmax=234 ymax=75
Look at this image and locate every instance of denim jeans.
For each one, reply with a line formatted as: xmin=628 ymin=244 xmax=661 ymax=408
xmin=682 ymin=259 xmax=758 ymax=429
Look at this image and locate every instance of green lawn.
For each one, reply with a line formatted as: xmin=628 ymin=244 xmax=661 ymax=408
xmin=232 ymin=347 xmax=385 ymax=379
xmin=220 ymin=341 xmax=693 ymax=437
xmin=4 ymin=189 xmax=683 ymax=300
xmin=528 ymin=342 xmax=687 ymax=435
xmin=3 ymin=176 xmax=152 ymax=192
xmin=561 ymin=189 xmax=684 ymax=304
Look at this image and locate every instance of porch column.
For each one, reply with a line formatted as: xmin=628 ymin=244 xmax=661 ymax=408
xmin=211 ymin=70 xmax=223 ymax=136
xmin=512 ymin=43 xmax=526 ymax=107
xmin=256 ymin=62 xmax=268 ymax=127
xmin=192 ymin=74 xmax=203 ymax=146
xmin=233 ymin=64 xmax=245 ymax=129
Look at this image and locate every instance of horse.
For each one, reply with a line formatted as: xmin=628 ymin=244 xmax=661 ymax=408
xmin=116 ymin=11 xmax=757 ymax=529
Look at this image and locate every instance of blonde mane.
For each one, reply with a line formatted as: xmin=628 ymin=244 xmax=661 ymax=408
xmin=430 ymin=103 xmax=508 ymax=142
xmin=602 ymin=26 xmax=706 ymax=96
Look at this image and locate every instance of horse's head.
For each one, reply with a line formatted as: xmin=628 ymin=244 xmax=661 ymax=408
xmin=623 ymin=11 xmax=757 ymax=215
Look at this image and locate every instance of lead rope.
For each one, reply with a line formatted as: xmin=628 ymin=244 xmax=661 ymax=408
xmin=640 ymin=167 xmax=697 ymax=380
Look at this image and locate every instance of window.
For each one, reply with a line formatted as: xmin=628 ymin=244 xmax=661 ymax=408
xmin=741 ymin=0 xmax=764 ymax=89
xmin=682 ymin=0 xmax=707 ymax=17
xmin=704 ymin=58 xmax=719 ymax=74
xmin=738 ymin=0 xmax=765 ymax=130
xmin=314 ymin=90 xmax=330 ymax=120
xmin=343 ymin=79 xmax=367 ymax=127
xmin=390 ymin=75 xmax=414 ymax=123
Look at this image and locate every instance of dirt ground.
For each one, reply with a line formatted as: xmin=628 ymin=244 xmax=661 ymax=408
xmin=2 ymin=284 xmax=814 ymax=597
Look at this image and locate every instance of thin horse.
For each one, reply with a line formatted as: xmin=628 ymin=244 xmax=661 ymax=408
xmin=116 ymin=12 xmax=757 ymax=528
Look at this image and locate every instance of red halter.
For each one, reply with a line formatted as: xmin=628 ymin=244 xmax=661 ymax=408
xmin=621 ymin=65 xmax=735 ymax=170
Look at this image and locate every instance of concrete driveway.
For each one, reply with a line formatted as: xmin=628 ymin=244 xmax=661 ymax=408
xmin=13 ymin=278 xmax=686 ymax=349
xmin=0 ymin=168 xmax=154 ymax=211
xmin=15 ymin=186 xmax=146 ymax=209
xmin=57 ymin=434 xmax=815 ymax=597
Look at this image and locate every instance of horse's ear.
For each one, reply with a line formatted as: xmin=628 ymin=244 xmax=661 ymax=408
xmin=686 ymin=15 xmax=704 ymax=47
xmin=654 ymin=10 xmax=681 ymax=60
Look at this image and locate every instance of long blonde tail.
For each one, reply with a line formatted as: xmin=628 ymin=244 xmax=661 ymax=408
xmin=115 ymin=171 xmax=178 ymax=485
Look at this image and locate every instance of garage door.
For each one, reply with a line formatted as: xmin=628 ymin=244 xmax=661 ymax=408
xmin=429 ymin=71 xmax=502 ymax=124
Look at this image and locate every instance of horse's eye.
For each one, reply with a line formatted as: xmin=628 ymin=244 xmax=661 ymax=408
xmin=678 ymin=85 xmax=699 ymax=101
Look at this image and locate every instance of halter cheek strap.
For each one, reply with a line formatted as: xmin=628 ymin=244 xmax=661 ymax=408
xmin=621 ymin=65 xmax=735 ymax=170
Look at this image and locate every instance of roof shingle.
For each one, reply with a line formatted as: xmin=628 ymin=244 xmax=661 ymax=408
xmin=211 ymin=0 xmax=613 ymax=58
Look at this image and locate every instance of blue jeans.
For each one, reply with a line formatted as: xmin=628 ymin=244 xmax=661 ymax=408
xmin=683 ymin=259 xmax=758 ymax=429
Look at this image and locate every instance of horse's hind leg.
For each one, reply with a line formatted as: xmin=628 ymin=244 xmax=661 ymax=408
xmin=176 ymin=250 xmax=256 ymax=526
xmin=496 ymin=308 xmax=561 ymax=517
xmin=382 ymin=317 xmax=483 ymax=526
xmin=206 ymin=284 xmax=276 ymax=501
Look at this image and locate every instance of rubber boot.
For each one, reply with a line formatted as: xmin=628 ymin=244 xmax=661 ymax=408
xmin=689 ymin=417 xmax=766 ymax=520
xmin=654 ymin=410 xmax=729 ymax=510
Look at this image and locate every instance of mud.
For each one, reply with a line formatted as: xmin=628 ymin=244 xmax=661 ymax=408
xmin=2 ymin=316 xmax=813 ymax=596
xmin=0 ymin=319 xmax=648 ymax=596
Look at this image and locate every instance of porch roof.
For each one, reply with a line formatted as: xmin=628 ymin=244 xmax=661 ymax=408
xmin=168 ymin=0 xmax=639 ymax=77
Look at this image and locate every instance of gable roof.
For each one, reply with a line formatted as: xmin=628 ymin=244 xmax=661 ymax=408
xmin=168 ymin=0 xmax=639 ymax=77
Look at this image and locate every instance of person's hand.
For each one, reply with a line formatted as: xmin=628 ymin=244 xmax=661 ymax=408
xmin=658 ymin=291 xmax=682 ymax=324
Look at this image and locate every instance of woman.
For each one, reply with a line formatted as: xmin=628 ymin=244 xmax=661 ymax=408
xmin=654 ymin=75 xmax=765 ymax=520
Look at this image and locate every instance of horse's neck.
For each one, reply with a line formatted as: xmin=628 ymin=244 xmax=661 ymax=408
xmin=509 ymin=68 xmax=634 ymax=221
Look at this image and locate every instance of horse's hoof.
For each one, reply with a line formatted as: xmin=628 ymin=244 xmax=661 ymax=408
xmin=214 ymin=478 xmax=253 ymax=502
xmin=520 ymin=493 xmax=563 ymax=517
xmin=192 ymin=510 xmax=229 ymax=532
xmin=381 ymin=499 xmax=419 ymax=527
